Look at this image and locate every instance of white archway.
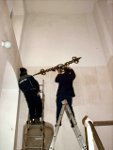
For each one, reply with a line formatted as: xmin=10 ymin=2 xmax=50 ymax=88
xmin=0 ymin=62 xmax=19 ymax=150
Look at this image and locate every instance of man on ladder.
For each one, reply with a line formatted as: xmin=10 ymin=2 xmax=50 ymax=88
xmin=55 ymin=66 xmax=76 ymax=127
xmin=18 ymin=67 xmax=42 ymax=124
xmin=49 ymin=66 xmax=87 ymax=150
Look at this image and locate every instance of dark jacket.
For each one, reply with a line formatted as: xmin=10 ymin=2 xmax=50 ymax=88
xmin=18 ymin=75 xmax=40 ymax=93
xmin=55 ymin=68 xmax=76 ymax=98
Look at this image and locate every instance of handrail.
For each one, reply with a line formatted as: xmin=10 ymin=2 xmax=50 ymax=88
xmin=93 ymin=120 xmax=113 ymax=126
xmin=82 ymin=116 xmax=113 ymax=150
xmin=88 ymin=121 xmax=105 ymax=150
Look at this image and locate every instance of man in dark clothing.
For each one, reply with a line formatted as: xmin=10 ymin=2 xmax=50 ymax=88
xmin=18 ymin=67 xmax=42 ymax=124
xmin=55 ymin=66 xmax=76 ymax=127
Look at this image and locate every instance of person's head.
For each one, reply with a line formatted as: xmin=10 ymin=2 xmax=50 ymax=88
xmin=20 ymin=67 xmax=27 ymax=76
xmin=64 ymin=67 xmax=71 ymax=74
xmin=57 ymin=64 xmax=64 ymax=74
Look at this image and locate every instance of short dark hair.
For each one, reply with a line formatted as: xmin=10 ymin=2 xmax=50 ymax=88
xmin=20 ymin=67 xmax=27 ymax=76
xmin=20 ymin=67 xmax=27 ymax=72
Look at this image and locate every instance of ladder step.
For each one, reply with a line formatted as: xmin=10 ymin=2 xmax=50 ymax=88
xmin=28 ymin=124 xmax=43 ymax=127
xmin=24 ymin=146 xmax=42 ymax=149
xmin=25 ymin=135 xmax=43 ymax=139
xmin=24 ymin=138 xmax=43 ymax=146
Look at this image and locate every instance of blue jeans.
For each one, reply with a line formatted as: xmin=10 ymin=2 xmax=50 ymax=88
xmin=56 ymin=96 xmax=75 ymax=122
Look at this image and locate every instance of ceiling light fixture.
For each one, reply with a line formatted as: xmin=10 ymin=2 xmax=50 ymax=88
xmin=1 ymin=40 xmax=12 ymax=49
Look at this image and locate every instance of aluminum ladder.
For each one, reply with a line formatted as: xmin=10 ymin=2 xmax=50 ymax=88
xmin=49 ymin=100 xmax=87 ymax=150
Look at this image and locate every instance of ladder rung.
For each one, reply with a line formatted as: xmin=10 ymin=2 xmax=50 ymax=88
xmin=26 ymin=135 xmax=43 ymax=138
xmin=24 ymin=146 xmax=42 ymax=149
xmin=28 ymin=124 xmax=43 ymax=126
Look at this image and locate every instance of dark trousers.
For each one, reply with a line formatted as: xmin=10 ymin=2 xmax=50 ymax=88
xmin=25 ymin=90 xmax=42 ymax=120
xmin=56 ymin=96 xmax=75 ymax=122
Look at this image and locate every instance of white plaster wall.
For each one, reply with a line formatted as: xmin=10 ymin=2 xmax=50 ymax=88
xmin=0 ymin=0 xmax=22 ymax=150
xmin=12 ymin=15 xmax=25 ymax=49
xmin=0 ymin=89 xmax=19 ymax=150
xmin=20 ymin=13 xmax=106 ymax=67
xmin=12 ymin=0 xmax=25 ymax=49
xmin=24 ymin=0 xmax=97 ymax=14
xmin=93 ymin=0 xmax=113 ymax=61
xmin=0 ymin=62 xmax=19 ymax=149
xmin=93 ymin=0 xmax=113 ymax=88
xmin=6 ymin=0 xmax=13 ymax=14
xmin=98 ymin=0 xmax=113 ymax=40
xmin=0 ymin=0 xmax=22 ymax=88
